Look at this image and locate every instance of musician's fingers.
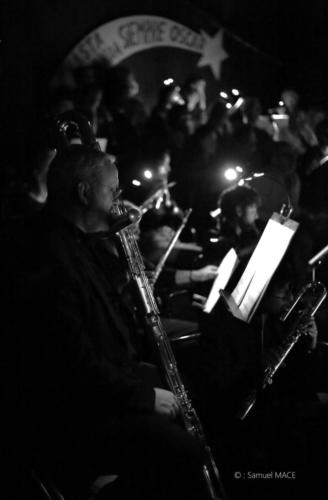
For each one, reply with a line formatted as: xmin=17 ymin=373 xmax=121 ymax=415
xmin=196 ymin=265 xmax=218 ymax=281
xmin=193 ymin=293 xmax=206 ymax=303
xmin=192 ymin=301 xmax=205 ymax=309
xmin=207 ymin=265 xmax=219 ymax=273
xmin=192 ymin=293 xmax=206 ymax=309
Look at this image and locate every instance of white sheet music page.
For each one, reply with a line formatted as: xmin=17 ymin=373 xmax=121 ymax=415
xmin=203 ymin=248 xmax=239 ymax=313
xmin=231 ymin=213 xmax=299 ymax=322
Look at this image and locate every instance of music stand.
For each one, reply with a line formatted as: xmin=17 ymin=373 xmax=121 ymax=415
xmin=219 ymin=210 xmax=299 ymax=418
xmin=220 ymin=211 xmax=298 ymax=323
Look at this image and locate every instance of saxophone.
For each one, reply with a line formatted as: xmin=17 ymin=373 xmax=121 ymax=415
xmin=238 ymin=281 xmax=327 ymax=420
xmin=112 ymin=201 xmax=227 ymax=500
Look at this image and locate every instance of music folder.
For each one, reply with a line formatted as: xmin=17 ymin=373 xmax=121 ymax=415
xmin=203 ymin=248 xmax=239 ymax=314
xmin=219 ymin=212 xmax=299 ymax=323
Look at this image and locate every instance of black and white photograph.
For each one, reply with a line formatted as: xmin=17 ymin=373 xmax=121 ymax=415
xmin=2 ymin=1 xmax=328 ymax=499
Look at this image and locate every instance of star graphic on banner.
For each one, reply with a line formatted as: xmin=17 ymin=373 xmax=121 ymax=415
xmin=197 ymin=29 xmax=228 ymax=79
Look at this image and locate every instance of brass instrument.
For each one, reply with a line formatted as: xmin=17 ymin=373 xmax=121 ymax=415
xmin=112 ymin=201 xmax=227 ymax=500
xmin=152 ymin=208 xmax=193 ymax=285
xmin=52 ymin=110 xmax=100 ymax=150
xmin=239 ymin=281 xmax=327 ymax=420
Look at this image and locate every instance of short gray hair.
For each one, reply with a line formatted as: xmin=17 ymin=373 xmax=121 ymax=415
xmin=47 ymin=144 xmax=114 ymax=206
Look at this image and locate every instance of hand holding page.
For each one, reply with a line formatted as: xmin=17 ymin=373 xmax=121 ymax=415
xmin=203 ymin=248 xmax=239 ymax=313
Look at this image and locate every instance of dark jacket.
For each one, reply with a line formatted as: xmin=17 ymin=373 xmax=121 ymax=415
xmin=2 ymin=209 xmax=155 ymax=449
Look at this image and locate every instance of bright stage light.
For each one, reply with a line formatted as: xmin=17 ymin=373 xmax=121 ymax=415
xmin=279 ymin=100 xmax=284 ymax=106
xmin=132 ymin=179 xmax=141 ymax=186
xmin=238 ymin=179 xmax=245 ymax=186
xmin=143 ymin=170 xmax=153 ymax=179
xmin=224 ymin=168 xmax=238 ymax=181
xmin=232 ymin=97 xmax=244 ymax=111
xmin=210 ymin=207 xmax=222 ymax=218
xmin=226 ymin=103 xmax=232 ymax=109
xmin=220 ymin=91 xmax=228 ymax=99
xmin=164 ymin=78 xmax=174 ymax=86
xmin=232 ymin=89 xmax=240 ymax=96
xmin=236 ymin=166 xmax=243 ymax=173
xmin=253 ymin=172 xmax=265 ymax=177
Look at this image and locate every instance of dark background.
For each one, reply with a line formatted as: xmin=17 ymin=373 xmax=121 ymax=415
xmin=2 ymin=0 xmax=328 ymax=169
xmin=192 ymin=0 xmax=328 ymax=105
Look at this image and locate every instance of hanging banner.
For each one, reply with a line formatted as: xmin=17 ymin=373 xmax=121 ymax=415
xmin=63 ymin=15 xmax=228 ymax=79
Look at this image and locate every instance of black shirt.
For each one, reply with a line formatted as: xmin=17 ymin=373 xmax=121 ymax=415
xmin=2 ymin=209 xmax=155 ymax=446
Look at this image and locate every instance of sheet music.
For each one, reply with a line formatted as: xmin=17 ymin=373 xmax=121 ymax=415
xmin=203 ymin=248 xmax=239 ymax=313
xmin=231 ymin=213 xmax=299 ymax=322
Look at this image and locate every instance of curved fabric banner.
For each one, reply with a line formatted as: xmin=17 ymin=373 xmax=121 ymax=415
xmin=64 ymin=15 xmax=228 ymax=79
